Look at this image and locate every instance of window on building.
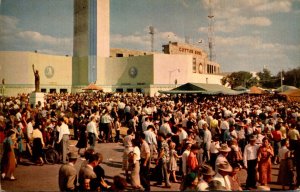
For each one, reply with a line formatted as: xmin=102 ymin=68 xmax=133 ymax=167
xmin=116 ymin=88 xmax=123 ymax=93
xmin=214 ymin=66 xmax=216 ymax=73
xmin=50 ymin=89 xmax=56 ymax=93
xmin=207 ymin=65 xmax=210 ymax=74
xmin=127 ymin=88 xmax=133 ymax=92
xmin=136 ymin=88 xmax=142 ymax=93
xmin=41 ymin=88 xmax=47 ymax=93
xmin=116 ymin=53 xmax=123 ymax=57
xmin=193 ymin=58 xmax=197 ymax=73
xmin=60 ymin=89 xmax=68 ymax=93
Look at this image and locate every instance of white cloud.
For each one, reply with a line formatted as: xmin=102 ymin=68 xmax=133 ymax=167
xmin=17 ymin=31 xmax=71 ymax=46
xmin=254 ymin=1 xmax=292 ymax=12
xmin=0 ymin=15 xmax=72 ymax=55
xmin=111 ymin=34 xmax=150 ymax=47
xmin=111 ymin=28 xmax=185 ymax=51
xmin=213 ymin=16 xmax=271 ymax=33
xmin=0 ymin=15 xmax=19 ymax=35
xmin=234 ymin=16 xmax=271 ymax=26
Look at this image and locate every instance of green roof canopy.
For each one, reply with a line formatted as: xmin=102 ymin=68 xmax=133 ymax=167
xmin=159 ymin=83 xmax=243 ymax=95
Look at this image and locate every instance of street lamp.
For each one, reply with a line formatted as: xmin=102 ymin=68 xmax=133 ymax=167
xmin=169 ymin=68 xmax=180 ymax=84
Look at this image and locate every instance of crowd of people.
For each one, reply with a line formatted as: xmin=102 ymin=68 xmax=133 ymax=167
xmin=0 ymin=91 xmax=299 ymax=191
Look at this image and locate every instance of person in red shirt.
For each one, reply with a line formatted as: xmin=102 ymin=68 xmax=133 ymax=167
xmin=271 ymin=124 xmax=282 ymax=164
xmin=187 ymin=144 xmax=200 ymax=173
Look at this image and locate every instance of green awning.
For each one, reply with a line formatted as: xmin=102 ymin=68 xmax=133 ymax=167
xmin=158 ymin=83 xmax=243 ymax=95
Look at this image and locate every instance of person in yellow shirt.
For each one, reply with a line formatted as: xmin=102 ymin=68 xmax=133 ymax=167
xmin=32 ymin=125 xmax=45 ymax=165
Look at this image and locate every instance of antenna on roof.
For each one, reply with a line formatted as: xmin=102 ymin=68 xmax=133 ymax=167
xmin=149 ymin=26 xmax=155 ymax=52
xmin=208 ymin=0 xmax=216 ymax=61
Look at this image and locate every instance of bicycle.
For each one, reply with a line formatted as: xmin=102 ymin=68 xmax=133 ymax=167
xmin=43 ymin=143 xmax=60 ymax=164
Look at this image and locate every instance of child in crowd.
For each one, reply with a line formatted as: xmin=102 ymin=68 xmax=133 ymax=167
xmin=169 ymin=142 xmax=181 ymax=183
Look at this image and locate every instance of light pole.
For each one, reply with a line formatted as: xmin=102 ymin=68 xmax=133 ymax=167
xmin=169 ymin=69 xmax=180 ymax=85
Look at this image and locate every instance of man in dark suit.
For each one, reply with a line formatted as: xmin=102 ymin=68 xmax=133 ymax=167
xmin=58 ymin=152 xmax=78 ymax=191
xmin=78 ymin=153 xmax=100 ymax=190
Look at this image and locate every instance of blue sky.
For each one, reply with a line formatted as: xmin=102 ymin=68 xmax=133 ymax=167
xmin=0 ymin=0 xmax=300 ymax=75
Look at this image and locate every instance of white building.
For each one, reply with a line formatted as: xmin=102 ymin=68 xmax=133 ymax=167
xmin=0 ymin=0 xmax=224 ymax=97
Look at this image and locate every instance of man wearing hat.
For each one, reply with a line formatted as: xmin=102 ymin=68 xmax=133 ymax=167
xmin=213 ymin=161 xmax=232 ymax=190
xmin=197 ymin=164 xmax=216 ymax=191
xmin=215 ymin=143 xmax=231 ymax=172
xmin=58 ymin=152 xmax=78 ymax=191
xmin=243 ymin=135 xmax=260 ymax=189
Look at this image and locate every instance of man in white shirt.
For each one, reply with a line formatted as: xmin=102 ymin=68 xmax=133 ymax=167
xmin=213 ymin=161 xmax=232 ymax=190
xmin=57 ymin=117 xmax=70 ymax=164
xmin=144 ymin=125 xmax=157 ymax=159
xmin=203 ymin=123 xmax=212 ymax=162
xmin=197 ymin=114 xmax=207 ymax=130
xmin=159 ymin=117 xmax=173 ymax=136
xmin=181 ymin=142 xmax=192 ymax=177
xmin=142 ymin=117 xmax=153 ymax=132
xmin=243 ymin=135 xmax=260 ymax=189
xmin=15 ymin=109 xmax=22 ymax=122
xmin=26 ymin=118 xmax=34 ymax=142
xmin=87 ymin=116 xmax=98 ymax=148
xmin=139 ymin=133 xmax=151 ymax=191
xmin=177 ymin=124 xmax=187 ymax=145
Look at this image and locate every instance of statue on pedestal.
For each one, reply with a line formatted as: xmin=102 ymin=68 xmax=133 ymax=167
xmin=32 ymin=64 xmax=40 ymax=92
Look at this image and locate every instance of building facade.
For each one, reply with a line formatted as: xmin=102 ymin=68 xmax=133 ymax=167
xmin=0 ymin=0 xmax=224 ymax=97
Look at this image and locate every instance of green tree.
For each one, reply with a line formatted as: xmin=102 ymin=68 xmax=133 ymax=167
xmin=275 ymin=67 xmax=300 ymax=88
xmin=257 ymin=68 xmax=276 ymax=88
xmin=221 ymin=71 xmax=254 ymax=89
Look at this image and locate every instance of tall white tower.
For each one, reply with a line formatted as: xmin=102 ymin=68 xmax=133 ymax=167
xmin=73 ymin=0 xmax=110 ymax=84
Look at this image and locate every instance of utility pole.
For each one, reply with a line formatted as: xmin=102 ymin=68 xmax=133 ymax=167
xmin=281 ymin=70 xmax=284 ymax=92
xmin=208 ymin=0 xmax=216 ymax=62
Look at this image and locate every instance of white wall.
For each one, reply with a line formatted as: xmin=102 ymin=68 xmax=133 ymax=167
xmin=0 ymin=51 xmax=72 ymax=95
xmin=153 ymin=54 xmax=191 ymax=85
xmin=99 ymin=55 xmax=153 ymax=85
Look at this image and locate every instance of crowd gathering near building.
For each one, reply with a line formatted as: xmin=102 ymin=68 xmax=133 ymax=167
xmin=0 ymin=91 xmax=300 ymax=191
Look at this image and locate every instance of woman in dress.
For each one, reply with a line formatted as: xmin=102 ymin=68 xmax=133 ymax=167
xmin=76 ymin=117 xmax=88 ymax=155
xmin=15 ymin=122 xmax=24 ymax=164
xmin=32 ymin=124 xmax=45 ymax=165
xmin=257 ymin=137 xmax=274 ymax=186
xmin=169 ymin=142 xmax=181 ymax=183
xmin=1 ymin=129 xmax=17 ymax=180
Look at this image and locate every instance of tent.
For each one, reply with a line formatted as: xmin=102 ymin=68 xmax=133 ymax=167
xmin=158 ymin=83 xmax=241 ymax=95
xmin=249 ymin=86 xmax=265 ymax=94
xmin=275 ymin=85 xmax=298 ymax=92
xmin=233 ymin=86 xmax=248 ymax=91
xmin=82 ymin=83 xmax=103 ymax=91
xmin=279 ymin=89 xmax=300 ymax=102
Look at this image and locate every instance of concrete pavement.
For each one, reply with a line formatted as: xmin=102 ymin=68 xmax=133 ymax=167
xmin=1 ymin=139 xmax=285 ymax=191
